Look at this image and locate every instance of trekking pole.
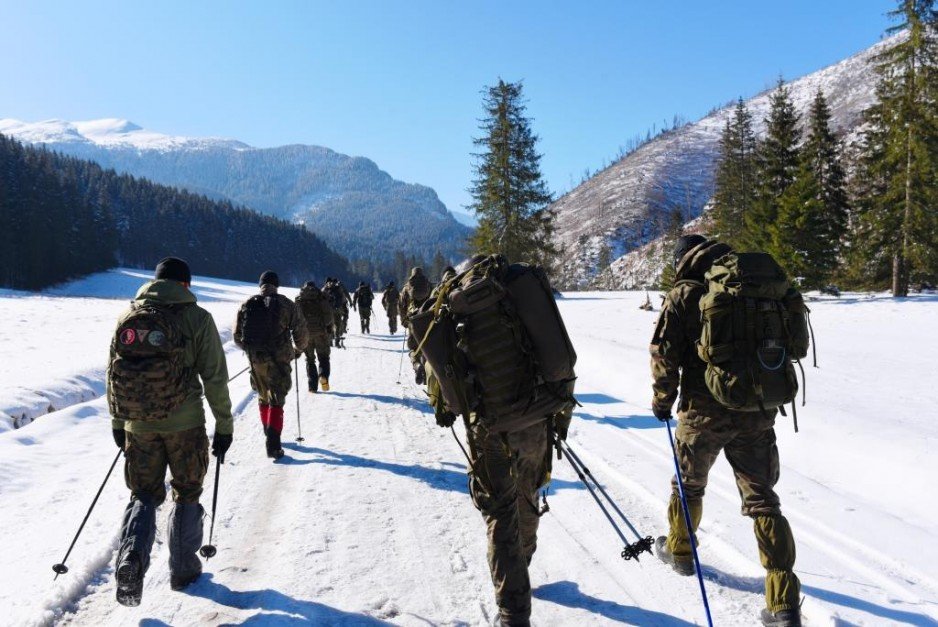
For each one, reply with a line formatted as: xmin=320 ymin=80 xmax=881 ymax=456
xmin=294 ymin=356 xmax=304 ymax=442
xmin=228 ymin=365 xmax=249 ymax=383
xmin=560 ymin=440 xmax=654 ymax=560
xmin=52 ymin=448 xmax=123 ymax=579
xmin=199 ymin=456 xmax=222 ymax=560
xmin=665 ymin=418 xmax=713 ymax=627
xmin=559 ymin=440 xmax=650 ymax=563
xmin=395 ymin=331 xmax=407 ymax=384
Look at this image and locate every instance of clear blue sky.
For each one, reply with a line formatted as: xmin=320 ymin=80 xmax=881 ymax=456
xmin=0 ymin=0 xmax=894 ymax=220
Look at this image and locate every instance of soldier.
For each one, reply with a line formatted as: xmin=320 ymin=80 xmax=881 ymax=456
xmin=107 ymin=257 xmax=233 ymax=606
xmin=352 ymin=281 xmax=375 ymax=334
xmin=234 ymin=270 xmax=308 ymax=459
xmin=381 ymin=280 xmax=400 ymax=334
xmin=323 ymin=278 xmax=351 ymax=348
xmin=399 ymin=267 xmax=434 ymax=384
xmin=650 ymin=235 xmax=802 ymax=627
xmin=295 ymin=280 xmax=335 ymax=392
xmin=423 ymin=257 xmax=573 ymax=627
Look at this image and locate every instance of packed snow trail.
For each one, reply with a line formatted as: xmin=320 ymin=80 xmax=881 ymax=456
xmin=0 ymin=272 xmax=936 ymax=625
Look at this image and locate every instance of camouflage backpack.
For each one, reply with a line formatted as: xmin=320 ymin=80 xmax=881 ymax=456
xmin=407 ymin=272 xmax=432 ymax=303
xmin=411 ymin=255 xmax=577 ymax=433
xmin=239 ymin=295 xmax=286 ymax=352
xmin=296 ymin=286 xmax=330 ymax=334
xmin=108 ymin=303 xmax=190 ymax=422
xmin=697 ymin=252 xmax=812 ymax=423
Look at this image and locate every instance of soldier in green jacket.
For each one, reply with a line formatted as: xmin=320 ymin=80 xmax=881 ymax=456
xmin=650 ymin=236 xmax=802 ymax=627
xmin=296 ymin=281 xmax=335 ymax=392
xmin=107 ymin=257 xmax=234 ymax=607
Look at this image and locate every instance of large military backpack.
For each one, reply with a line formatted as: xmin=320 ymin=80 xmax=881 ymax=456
xmin=411 ymin=255 xmax=577 ymax=434
xmin=239 ymin=295 xmax=286 ymax=352
xmin=357 ymin=287 xmax=374 ymax=308
xmin=297 ymin=288 xmax=330 ymax=334
xmin=108 ymin=303 xmax=190 ymax=422
xmin=408 ymin=273 xmax=432 ymax=303
xmin=697 ymin=252 xmax=812 ymax=424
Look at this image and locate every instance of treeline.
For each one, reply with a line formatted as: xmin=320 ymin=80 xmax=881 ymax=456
xmin=709 ymin=3 xmax=938 ymax=296
xmin=350 ymin=249 xmax=452 ymax=288
xmin=0 ymin=134 xmax=355 ymax=290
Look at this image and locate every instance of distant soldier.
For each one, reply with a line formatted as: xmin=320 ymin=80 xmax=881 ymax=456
xmin=323 ymin=278 xmax=351 ymax=348
xmin=381 ymin=280 xmax=400 ymax=334
xmin=234 ymin=270 xmax=308 ymax=459
xmin=352 ymin=281 xmax=375 ymax=334
xmin=650 ymin=235 xmax=802 ymax=627
xmin=399 ymin=267 xmax=434 ymax=384
xmin=295 ymin=280 xmax=335 ymax=392
xmin=107 ymin=257 xmax=233 ymax=606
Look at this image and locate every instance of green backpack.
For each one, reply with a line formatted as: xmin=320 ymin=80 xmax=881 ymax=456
xmin=697 ymin=252 xmax=812 ymax=425
xmin=108 ymin=303 xmax=190 ymax=422
xmin=411 ymin=255 xmax=576 ymax=434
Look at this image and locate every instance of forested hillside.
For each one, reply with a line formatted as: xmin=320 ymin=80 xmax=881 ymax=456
xmin=0 ymin=134 xmax=353 ymax=290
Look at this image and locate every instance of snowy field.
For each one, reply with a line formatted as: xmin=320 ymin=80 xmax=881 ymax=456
xmin=0 ymin=269 xmax=936 ymax=626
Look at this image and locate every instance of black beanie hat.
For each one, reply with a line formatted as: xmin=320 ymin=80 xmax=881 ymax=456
xmin=673 ymin=234 xmax=708 ymax=268
xmin=259 ymin=270 xmax=280 ymax=287
xmin=154 ymin=257 xmax=191 ymax=283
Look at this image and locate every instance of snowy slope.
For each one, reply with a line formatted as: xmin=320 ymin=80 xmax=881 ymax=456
xmin=0 ymin=119 xmax=471 ymax=263
xmin=550 ymin=35 xmax=898 ymax=289
xmin=0 ymin=272 xmax=936 ymax=626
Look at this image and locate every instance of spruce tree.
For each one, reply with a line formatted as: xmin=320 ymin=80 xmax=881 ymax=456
xmin=852 ymin=1 xmax=938 ymax=295
xmin=749 ymin=79 xmax=801 ymax=252
xmin=656 ymin=209 xmax=686 ymax=290
xmin=711 ymin=99 xmax=758 ymax=247
xmin=469 ymin=80 xmax=556 ymax=267
xmin=774 ymin=89 xmax=849 ymax=288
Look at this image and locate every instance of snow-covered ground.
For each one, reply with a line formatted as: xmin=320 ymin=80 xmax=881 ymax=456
xmin=0 ymin=270 xmax=936 ymax=626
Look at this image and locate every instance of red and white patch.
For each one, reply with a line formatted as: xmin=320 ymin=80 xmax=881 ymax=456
xmin=119 ymin=328 xmax=137 ymax=345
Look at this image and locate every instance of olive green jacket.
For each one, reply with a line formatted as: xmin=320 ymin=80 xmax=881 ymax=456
xmin=109 ymin=280 xmax=234 ymax=435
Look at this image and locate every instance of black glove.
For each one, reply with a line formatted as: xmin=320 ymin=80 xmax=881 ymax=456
xmin=652 ymin=406 xmax=672 ymax=422
xmin=294 ymin=348 xmax=304 ymax=360
xmin=436 ymin=411 xmax=457 ymax=428
xmin=112 ymin=428 xmax=126 ymax=450
xmin=212 ymin=433 xmax=233 ymax=463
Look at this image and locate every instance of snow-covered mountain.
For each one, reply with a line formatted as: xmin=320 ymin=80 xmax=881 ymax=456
xmin=551 ymin=35 xmax=895 ymax=289
xmin=0 ymin=118 xmax=471 ymax=264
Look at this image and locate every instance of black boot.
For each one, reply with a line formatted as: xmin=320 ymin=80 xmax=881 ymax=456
xmin=761 ymin=608 xmax=802 ymax=627
xmin=168 ymin=502 xmax=204 ymax=591
xmin=116 ymin=550 xmax=144 ymax=607
xmin=267 ymin=429 xmax=284 ymax=460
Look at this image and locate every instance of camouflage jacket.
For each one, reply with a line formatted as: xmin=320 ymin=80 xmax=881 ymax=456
xmin=650 ymin=241 xmax=732 ymax=414
xmin=108 ymin=280 xmax=234 ymax=435
xmin=234 ymin=285 xmax=309 ymax=362
xmin=399 ymin=273 xmax=432 ymax=327
xmin=381 ymin=286 xmax=400 ymax=311
xmin=352 ymin=285 xmax=374 ymax=309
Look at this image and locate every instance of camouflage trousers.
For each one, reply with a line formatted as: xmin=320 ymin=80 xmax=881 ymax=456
xmin=124 ymin=426 xmax=209 ymax=505
xmin=304 ymin=333 xmax=332 ymax=387
xmin=249 ymin=356 xmax=294 ymax=407
xmin=666 ymin=405 xmax=800 ymax=613
xmin=386 ymin=309 xmax=398 ymax=334
xmin=467 ymin=418 xmax=551 ymax=625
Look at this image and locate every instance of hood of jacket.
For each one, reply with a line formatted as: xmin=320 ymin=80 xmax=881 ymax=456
xmin=134 ymin=279 xmax=197 ymax=305
xmin=675 ymin=241 xmax=733 ymax=283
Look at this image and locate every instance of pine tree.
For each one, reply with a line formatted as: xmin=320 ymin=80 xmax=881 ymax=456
xmin=774 ymin=90 xmax=849 ymax=288
xmin=468 ymin=80 xmax=556 ymax=267
xmin=852 ymin=1 xmax=938 ymax=295
xmin=711 ymin=99 xmax=758 ymax=247
xmin=749 ymin=79 xmax=801 ymax=252
xmin=656 ymin=209 xmax=685 ymax=290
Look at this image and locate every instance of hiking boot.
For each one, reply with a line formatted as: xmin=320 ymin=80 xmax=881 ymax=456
xmin=415 ymin=364 xmax=426 ymax=385
xmin=319 ymin=376 xmax=330 ymax=392
xmin=116 ymin=550 xmax=144 ymax=607
xmin=170 ymin=568 xmax=202 ymax=591
xmin=655 ymin=536 xmax=694 ymax=576
xmin=267 ymin=430 xmax=285 ymax=460
xmin=761 ymin=608 xmax=802 ymax=627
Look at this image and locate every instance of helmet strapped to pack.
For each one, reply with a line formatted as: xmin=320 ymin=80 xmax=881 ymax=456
xmin=108 ymin=302 xmax=190 ymax=422
xmin=697 ymin=252 xmax=813 ymax=428
xmin=410 ymin=254 xmax=577 ymax=434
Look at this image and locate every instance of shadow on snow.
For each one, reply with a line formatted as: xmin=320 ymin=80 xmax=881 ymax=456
xmin=533 ymin=580 xmax=696 ymax=626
